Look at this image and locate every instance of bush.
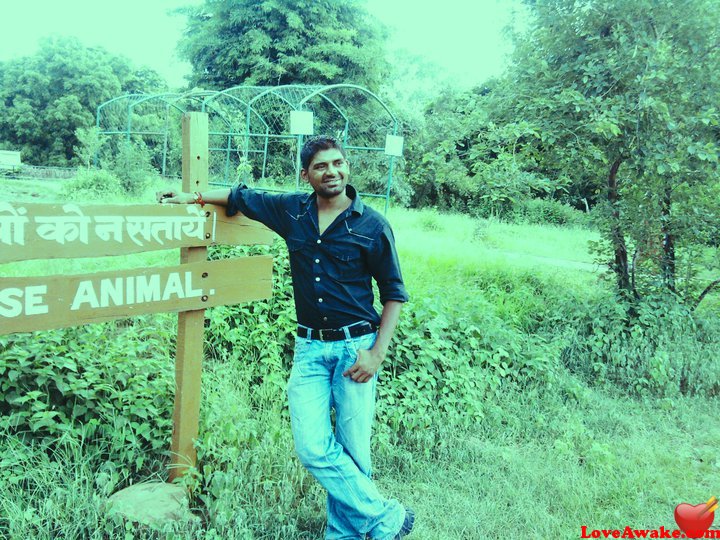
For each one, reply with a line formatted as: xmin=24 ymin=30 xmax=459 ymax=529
xmin=109 ymin=141 xmax=158 ymax=197
xmin=561 ymin=294 xmax=720 ymax=397
xmin=510 ymin=198 xmax=590 ymax=227
xmin=61 ymin=168 xmax=124 ymax=201
xmin=0 ymin=316 xmax=176 ymax=473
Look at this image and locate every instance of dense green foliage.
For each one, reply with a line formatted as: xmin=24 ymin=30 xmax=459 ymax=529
xmin=177 ymin=0 xmax=388 ymax=91
xmin=2 ymin=1 xmax=720 ymax=537
xmin=502 ymin=0 xmax=720 ymax=300
xmin=0 ymin=37 xmax=166 ymax=166
xmin=0 ymin=318 xmax=175 ymax=474
xmin=2 ymin=214 xmax=719 ymax=537
xmin=403 ymin=0 xmax=720 ymax=302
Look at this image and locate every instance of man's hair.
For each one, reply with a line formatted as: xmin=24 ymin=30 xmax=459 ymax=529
xmin=300 ymin=136 xmax=346 ymax=170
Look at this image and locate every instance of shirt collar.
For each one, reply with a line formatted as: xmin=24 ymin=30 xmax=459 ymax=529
xmin=346 ymin=185 xmax=364 ymax=215
xmin=302 ymin=184 xmax=364 ymax=216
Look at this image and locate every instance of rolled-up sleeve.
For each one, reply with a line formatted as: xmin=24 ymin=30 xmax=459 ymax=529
xmin=366 ymin=223 xmax=409 ymax=304
xmin=226 ymin=184 xmax=290 ymax=236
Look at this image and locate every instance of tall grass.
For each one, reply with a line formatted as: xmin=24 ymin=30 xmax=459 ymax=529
xmin=373 ymin=387 xmax=720 ymax=539
xmin=3 ymin=190 xmax=720 ymax=539
xmin=3 ymin=381 xmax=718 ymax=539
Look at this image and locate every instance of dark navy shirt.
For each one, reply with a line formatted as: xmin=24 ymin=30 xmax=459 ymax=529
xmin=226 ymin=184 xmax=409 ymax=329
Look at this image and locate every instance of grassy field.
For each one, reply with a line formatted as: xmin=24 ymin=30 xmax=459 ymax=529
xmin=377 ymin=209 xmax=719 ymax=538
xmin=2 ymin=181 xmax=720 ymax=539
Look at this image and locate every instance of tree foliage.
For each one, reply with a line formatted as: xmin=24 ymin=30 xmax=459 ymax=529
xmin=506 ymin=0 xmax=720 ymax=302
xmin=408 ymin=0 xmax=720 ymax=304
xmin=0 ymin=37 xmax=166 ymax=165
xmin=176 ymin=0 xmax=388 ymax=91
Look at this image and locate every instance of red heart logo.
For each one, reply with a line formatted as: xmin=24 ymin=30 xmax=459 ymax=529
xmin=674 ymin=502 xmax=714 ymax=538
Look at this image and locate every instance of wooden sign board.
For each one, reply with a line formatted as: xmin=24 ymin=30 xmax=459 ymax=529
xmin=0 ymin=202 xmax=273 ymax=264
xmin=1 ymin=113 xmax=275 ymax=483
xmin=0 ymin=256 xmax=272 ymax=335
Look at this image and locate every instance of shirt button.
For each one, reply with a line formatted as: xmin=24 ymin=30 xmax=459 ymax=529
xmin=314 ymin=258 xmax=320 ymax=264
xmin=323 ymin=317 xmax=328 ymax=322
xmin=315 ymin=277 xmax=320 ymax=282
xmin=318 ymin=298 xmax=323 ymax=303
xmin=317 ymin=239 xmax=322 ymax=244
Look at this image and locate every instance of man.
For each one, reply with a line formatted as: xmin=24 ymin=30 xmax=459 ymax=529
xmin=158 ymin=136 xmax=414 ymax=540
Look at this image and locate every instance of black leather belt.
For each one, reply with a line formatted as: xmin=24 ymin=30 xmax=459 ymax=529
xmin=297 ymin=322 xmax=377 ymax=341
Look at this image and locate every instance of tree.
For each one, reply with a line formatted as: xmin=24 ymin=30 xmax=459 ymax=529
xmin=453 ymin=0 xmax=720 ymax=303
xmin=176 ymin=0 xmax=388 ymax=91
xmin=0 ymin=37 xmax=167 ymax=165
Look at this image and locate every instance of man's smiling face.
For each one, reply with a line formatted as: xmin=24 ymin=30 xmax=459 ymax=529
xmin=301 ymin=148 xmax=350 ymax=200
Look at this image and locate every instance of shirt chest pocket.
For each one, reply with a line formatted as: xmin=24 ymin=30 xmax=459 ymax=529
xmin=287 ymin=238 xmax=307 ymax=253
xmin=324 ymin=244 xmax=369 ymax=283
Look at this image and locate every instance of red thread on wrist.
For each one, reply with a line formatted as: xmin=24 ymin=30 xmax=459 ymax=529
xmin=194 ymin=191 xmax=206 ymax=207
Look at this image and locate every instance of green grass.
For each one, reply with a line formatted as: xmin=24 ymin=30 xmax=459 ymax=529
xmin=4 ymin=177 xmax=65 ymax=202
xmin=3 ymin=386 xmax=717 ymax=539
xmin=390 ymin=208 xmax=602 ymax=289
xmin=3 ymin=182 xmax=720 ymax=539
xmin=374 ymin=387 xmax=720 ymax=539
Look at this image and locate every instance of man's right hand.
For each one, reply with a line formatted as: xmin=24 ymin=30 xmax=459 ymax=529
xmin=156 ymin=191 xmax=195 ymax=204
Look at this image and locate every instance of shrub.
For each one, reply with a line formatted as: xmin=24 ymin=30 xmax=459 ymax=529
xmin=61 ymin=168 xmax=124 ymax=201
xmin=0 ymin=316 xmax=176 ymax=473
xmin=204 ymin=239 xmax=297 ymax=403
xmin=510 ymin=198 xmax=590 ymax=227
xmin=561 ymin=294 xmax=720 ymax=397
xmin=377 ymin=295 xmax=560 ymax=435
xmin=109 ymin=141 xmax=157 ymax=197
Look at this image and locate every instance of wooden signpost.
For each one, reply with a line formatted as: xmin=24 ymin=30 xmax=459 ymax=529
xmin=0 ymin=112 xmax=274 ymax=481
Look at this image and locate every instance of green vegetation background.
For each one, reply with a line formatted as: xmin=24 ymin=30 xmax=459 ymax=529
xmin=2 ymin=179 xmax=719 ymax=538
xmin=2 ymin=0 xmax=720 ymax=538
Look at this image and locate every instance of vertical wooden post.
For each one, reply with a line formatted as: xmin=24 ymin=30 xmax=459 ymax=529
xmin=169 ymin=112 xmax=209 ymax=481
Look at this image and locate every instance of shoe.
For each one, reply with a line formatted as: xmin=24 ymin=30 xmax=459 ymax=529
xmin=393 ymin=507 xmax=415 ymax=539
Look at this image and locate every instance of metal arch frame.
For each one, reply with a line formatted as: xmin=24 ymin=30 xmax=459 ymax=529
xmin=299 ymin=84 xmax=399 ymax=214
xmin=245 ymin=86 xmax=306 ymax=186
xmin=95 ymin=93 xmax=182 ymax=166
xmin=298 ymin=83 xmax=398 ymax=125
xmin=97 ymin=90 xmax=239 ymax=174
xmin=157 ymin=91 xmax=235 ymax=177
xmin=96 ymin=93 xmax=146 ymax=130
xmin=203 ymin=88 xmax=274 ymax=182
xmin=95 ymin=84 xmax=401 ymax=213
xmin=202 ymin=91 xmax=271 ymax=182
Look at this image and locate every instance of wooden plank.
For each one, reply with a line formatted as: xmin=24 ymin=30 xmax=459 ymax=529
xmin=0 ymin=256 xmax=273 ymax=335
xmin=0 ymin=202 xmax=273 ymax=264
xmin=172 ymin=112 xmax=209 ymax=481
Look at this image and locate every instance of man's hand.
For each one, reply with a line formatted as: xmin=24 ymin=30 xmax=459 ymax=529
xmin=343 ymin=347 xmax=385 ymax=384
xmin=156 ymin=190 xmax=194 ymax=204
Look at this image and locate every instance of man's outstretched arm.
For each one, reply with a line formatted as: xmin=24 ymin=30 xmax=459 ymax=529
xmin=156 ymin=189 xmax=231 ymax=206
xmin=157 ymin=186 xmax=290 ymax=237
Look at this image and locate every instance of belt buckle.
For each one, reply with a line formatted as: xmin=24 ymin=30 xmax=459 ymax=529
xmin=319 ymin=328 xmax=328 ymax=341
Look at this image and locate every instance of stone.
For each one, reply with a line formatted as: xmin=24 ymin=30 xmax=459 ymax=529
xmin=107 ymin=481 xmax=195 ymax=528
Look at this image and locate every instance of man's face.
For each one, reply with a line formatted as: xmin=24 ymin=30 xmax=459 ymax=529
xmin=301 ymin=148 xmax=350 ymax=200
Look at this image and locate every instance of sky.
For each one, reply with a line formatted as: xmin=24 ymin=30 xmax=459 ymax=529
xmin=0 ymin=0 xmax=525 ymax=90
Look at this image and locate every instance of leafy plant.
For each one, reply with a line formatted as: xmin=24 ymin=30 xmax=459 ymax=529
xmin=61 ymin=168 xmax=124 ymax=201
xmin=0 ymin=316 xmax=176 ymax=473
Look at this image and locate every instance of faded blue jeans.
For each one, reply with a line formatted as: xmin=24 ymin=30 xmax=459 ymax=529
xmin=287 ymin=329 xmax=405 ymax=540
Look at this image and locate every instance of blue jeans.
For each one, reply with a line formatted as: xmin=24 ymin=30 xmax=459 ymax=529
xmin=287 ymin=330 xmax=404 ymax=540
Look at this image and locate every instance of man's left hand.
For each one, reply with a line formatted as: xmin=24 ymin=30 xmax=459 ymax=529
xmin=343 ymin=348 xmax=384 ymax=384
